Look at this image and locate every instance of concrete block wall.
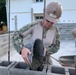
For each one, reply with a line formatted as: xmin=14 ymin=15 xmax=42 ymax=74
xmin=8 ymin=61 xmax=75 ymax=75
xmin=9 ymin=62 xmax=47 ymax=75
xmin=0 ymin=61 xmax=75 ymax=75
xmin=56 ymin=23 xmax=76 ymax=40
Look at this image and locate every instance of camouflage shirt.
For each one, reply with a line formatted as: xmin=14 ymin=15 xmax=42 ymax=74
xmin=12 ymin=21 xmax=60 ymax=55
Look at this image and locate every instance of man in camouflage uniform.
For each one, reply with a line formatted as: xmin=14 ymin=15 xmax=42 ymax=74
xmin=12 ymin=1 xmax=62 ymax=70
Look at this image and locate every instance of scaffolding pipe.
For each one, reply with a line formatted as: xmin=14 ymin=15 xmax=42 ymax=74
xmin=8 ymin=0 xmax=10 ymax=63
xmin=75 ymin=38 xmax=76 ymax=51
xmin=31 ymin=8 xmax=33 ymax=22
xmin=42 ymin=0 xmax=46 ymax=42
xmin=43 ymin=0 xmax=48 ymax=73
xmin=14 ymin=15 xmax=18 ymax=31
xmin=44 ymin=0 xmax=46 ymax=19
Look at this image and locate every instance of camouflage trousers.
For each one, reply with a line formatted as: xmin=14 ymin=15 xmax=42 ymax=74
xmin=25 ymin=39 xmax=52 ymax=70
xmin=43 ymin=54 xmax=53 ymax=65
xmin=29 ymin=39 xmax=44 ymax=71
xmin=30 ymin=54 xmax=52 ymax=71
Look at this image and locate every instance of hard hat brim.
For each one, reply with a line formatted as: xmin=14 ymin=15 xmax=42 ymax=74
xmin=45 ymin=13 xmax=59 ymax=24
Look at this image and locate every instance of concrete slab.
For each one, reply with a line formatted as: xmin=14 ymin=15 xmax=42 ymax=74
xmin=0 ymin=61 xmax=15 ymax=75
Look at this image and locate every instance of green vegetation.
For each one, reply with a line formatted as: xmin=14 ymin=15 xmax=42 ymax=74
xmin=0 ymin=0 xmax=7 ymax=24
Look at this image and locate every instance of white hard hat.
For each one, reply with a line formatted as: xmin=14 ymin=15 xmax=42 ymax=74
xmin=45 ymin=1 xmax=62 ymax=23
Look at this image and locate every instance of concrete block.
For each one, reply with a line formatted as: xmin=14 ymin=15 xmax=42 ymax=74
xmin=46 ymin=65 xmax=67 ymax=75
xmin=50 ymin=66 xmax=65 ymax=75
xmin=0 ymin=61 xmax=15 ymax=75
xmin=69 ymin=68 xmax=75 ymax=75
xmin=9 ymin=62 xmax=47 ymax=75
xmin=51 ymin=66 xmax=65 ymax=74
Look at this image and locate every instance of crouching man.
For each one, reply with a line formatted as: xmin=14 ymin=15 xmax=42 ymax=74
xmin=12 ymin=1 xmax=62 ymax=71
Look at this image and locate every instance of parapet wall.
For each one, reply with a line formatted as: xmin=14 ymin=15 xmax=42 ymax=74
xmin=56 ymin=23 xmax=76 ymax=40
xmin=0 ymin=33 xmax=14 ymax=56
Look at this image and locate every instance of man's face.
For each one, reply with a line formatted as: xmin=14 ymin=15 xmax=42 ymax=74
xmin=44 ymin=19 xmax=54 ymax=28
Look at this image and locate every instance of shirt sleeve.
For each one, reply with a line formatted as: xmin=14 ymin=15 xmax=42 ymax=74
xmin=12 ymin=21 xmax=39 ymax=54
xmin=46 ymin=26 xmax=60 ymax=55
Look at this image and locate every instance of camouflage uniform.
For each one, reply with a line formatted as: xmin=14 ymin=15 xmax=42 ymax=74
xmin=12 ymin=21 xmax=60 ymax=69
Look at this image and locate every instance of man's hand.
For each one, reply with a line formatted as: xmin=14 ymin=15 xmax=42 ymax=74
xmin=21 ymin=48 xmax=31 ymax=65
